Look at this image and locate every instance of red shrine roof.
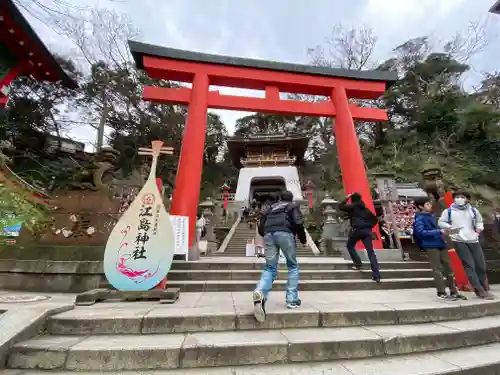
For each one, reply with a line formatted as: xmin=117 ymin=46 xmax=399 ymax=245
xmin=0 ymin=0 xmax=75 ymax=87
xmin=129 ymin=40 xmax=397 ymax=85
xmin=227 ymin=133 xmax=309 ymax=168
xmin=490 ymin=0 xmax=500 ymax=13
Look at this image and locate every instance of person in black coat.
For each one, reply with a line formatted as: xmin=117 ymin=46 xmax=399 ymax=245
xmin=339 ymin=192 xmax=381 ymax=282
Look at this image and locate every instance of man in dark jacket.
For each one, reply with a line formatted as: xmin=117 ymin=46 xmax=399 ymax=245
xmin=339 ymin=192 xmax=381 ymax=282
xmin=413 ymin=197 xmax=464 ymax=301
xmin=253 ymin=190 xmax=306 ymax=323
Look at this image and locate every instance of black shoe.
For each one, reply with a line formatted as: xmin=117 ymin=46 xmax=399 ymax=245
xmin=253 ymin=291 xmax=266 ymax=323
xmin=437 ymin=293 xmax=457 ymax=301
xmin=352 ymin=265 xmax=362 ymax=270
xmin=372 ymin=277 xmax=381 ymax=283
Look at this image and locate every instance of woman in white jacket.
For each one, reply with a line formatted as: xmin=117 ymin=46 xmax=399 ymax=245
xmin=438 ymin=191 xmax=494 ymax=300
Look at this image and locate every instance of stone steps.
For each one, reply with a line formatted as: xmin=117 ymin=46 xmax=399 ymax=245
xmin=218 ymin=223 xmax=315 ymax=256
xmin=166 ymin=258 xmax=435 ymax=290
xmin=11 ymin=343 xmax=500 ymax=375
xmin=45 ymin=299 xmax=500 ymax=335
xmin=163 ymin=278 xmax=436 ymax=292
xmin=170 ymin=259 xmax=431 ymax=270
xmin=166 ymin=269 xmax=433 ymax=281
xmin=8 ymin=298 xmax=500 ymax=372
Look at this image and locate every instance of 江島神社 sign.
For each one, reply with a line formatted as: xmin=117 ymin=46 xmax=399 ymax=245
xmin=103 ymin=141 xmax=176 ymax=291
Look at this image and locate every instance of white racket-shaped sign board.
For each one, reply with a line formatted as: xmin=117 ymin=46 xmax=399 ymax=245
xmin=104 ymin=141 xmax=176 ymax=291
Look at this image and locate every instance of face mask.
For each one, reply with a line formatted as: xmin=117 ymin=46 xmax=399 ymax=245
xmin=454 ymin=198 xmax=466 ymax=206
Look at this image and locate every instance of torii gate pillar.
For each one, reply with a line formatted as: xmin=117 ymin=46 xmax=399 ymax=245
xmin=169 ymin=73 xmax=209 ymax=244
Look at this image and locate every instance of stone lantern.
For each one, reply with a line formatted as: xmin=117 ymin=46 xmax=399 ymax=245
xmin=199 ymin=197 xmax=217 ymax=255
xmin=420 ymin=162 xmax=444 ymax=201
xmin=320 ymin=194 xmax=344 ymax=256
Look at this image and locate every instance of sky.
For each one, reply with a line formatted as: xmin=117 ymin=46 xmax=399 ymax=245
xmin=20 ymin=0 xmax=500 ymax=151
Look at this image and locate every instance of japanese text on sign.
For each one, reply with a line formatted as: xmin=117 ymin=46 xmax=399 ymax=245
xmin=133 ymin=200 xmax=153 ymax=260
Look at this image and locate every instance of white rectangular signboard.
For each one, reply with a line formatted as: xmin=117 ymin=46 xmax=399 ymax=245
xmin=170 ymin=215 xmax=189 ymax=261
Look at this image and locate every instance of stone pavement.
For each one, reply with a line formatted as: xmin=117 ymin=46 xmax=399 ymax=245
xmin=3 ymin=286 xmax=500 ymax=373
xmin=0 ymin=291 xmax=74 ymax=367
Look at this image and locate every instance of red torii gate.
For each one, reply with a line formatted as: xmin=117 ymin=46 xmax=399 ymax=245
xmin=129 ymin=41 xmax=397 ymax=250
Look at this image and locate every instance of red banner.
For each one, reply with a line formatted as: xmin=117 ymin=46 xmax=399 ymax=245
xmin=306 ymin=191 xmax=313 ymax=209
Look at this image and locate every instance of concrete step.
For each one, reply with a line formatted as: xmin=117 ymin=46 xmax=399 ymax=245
xmin=12 ymin=342 xmax=500 ymax=374
xmin=46 ymin=299 xmax=500 ymax=335
xmin=163 ymin=278 xmax=435 ymax=292
xmin=9 ymin=314 xmax=500 ymax=371
xmin=171 ymin=259 xmax=431 ymax=270
xmin=216 ymin=250 xmax=315 ymax=256
xmin=221 ymin=249 xmax=313 ymax=254
xmin=166 ymin=269 xmax=433 ymax=281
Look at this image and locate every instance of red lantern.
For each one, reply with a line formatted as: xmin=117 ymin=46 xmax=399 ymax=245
xmin=222 ymin=183 xmax=231 ymax=209
xmin=304 ymin=180 xmax=315 ymax=209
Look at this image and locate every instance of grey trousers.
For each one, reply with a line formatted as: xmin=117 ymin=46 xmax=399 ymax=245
xmin=426 ymin=248 xmax=457 ymax=295
xmin=453 ymin=241 xmax=487 ymax=294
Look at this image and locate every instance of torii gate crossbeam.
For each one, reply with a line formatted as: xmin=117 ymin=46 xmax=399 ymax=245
xmin=129 ymin=40 xmax=398 ymax=251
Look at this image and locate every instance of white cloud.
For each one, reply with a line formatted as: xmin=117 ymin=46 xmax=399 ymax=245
xmin=17 ymin=0 xmax=500 ymax=150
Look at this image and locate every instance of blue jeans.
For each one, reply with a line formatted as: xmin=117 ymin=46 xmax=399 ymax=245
xmin=255 ymin=231 xmax=299 ymax=303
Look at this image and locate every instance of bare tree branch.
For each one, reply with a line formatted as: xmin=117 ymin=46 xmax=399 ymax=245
xmin=307 ymin=23 xmax=377 ymax=70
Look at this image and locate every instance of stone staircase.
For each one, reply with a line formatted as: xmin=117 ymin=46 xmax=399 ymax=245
xmin=215 ymin=222 xmax=315 ymax=257
xmin=156 ymin=257 xmax=436 ymax=292
xmin=6 ymin=286 xmax=500 ymax=374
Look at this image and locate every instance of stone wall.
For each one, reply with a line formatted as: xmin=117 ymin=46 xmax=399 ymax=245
xmin=0 ymin=245 xmax=106 ymax=293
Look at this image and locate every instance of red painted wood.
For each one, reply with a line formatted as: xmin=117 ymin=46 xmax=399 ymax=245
xmin=0 ymin=61 xmax=26 ymax=107
xmin=142 ymin=56 xmax=387 ymax=99
xmin=139 ymin=52 xmax=392 ymax=254
xmin=143 ymin=86 xmax=388 ymax=121
xmin=0 ymin=61 xmax=25 ymax=88
xmin=0 ymin=7 xmax=60 ymax=81
xmin=169 ymin=73 xmax=209 ymax=248
xmin=331 ymin=86 xmax=382 ymax=249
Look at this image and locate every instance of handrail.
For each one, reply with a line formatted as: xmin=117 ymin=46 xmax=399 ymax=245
xmin=305 ymin=228 xmax=321 ymax=256
xmin=216 ymin=216 xmax=242 ymax=253
xmin=2 ymin=164 xmax=50 ymax=198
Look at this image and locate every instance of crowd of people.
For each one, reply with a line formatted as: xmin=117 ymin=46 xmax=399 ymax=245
xmin=251 ymin=189 xmax=495 ymax=323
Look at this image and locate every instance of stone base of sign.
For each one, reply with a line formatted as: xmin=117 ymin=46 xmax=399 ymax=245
xmin=341 ymin=247 xmax=404 ymax=262
xmin=75 ymin=288 xmax=180 ymax=306
xmin=188 ymin=245 xmax=200 ymax=261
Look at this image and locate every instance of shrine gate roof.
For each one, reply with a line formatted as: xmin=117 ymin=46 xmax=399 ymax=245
xmin=490 ymin=0 xmax=500 ymax=13
xmin=227 ymin=133 xmax=309 ymax=168
xmin=129 ymin=41 xmax=397 ymax=85
xmin=1 ymin=0 xmax=75 ymax=87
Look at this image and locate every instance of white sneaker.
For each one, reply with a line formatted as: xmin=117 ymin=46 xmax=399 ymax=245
xmin=253 ymin=291 xmax=266 ymax=323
